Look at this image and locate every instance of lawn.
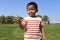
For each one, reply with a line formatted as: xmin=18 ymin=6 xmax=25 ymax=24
xmin=0 ymin=24 xmax=60 ymax=40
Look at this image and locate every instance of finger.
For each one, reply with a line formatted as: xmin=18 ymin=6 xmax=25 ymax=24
xmin=16 ymin=15 xmax=22 ymax=20
xmin=16 ymin=15 xmax=19 ymax=19
xmin=17 ymin=15 xmax=19 ymax=17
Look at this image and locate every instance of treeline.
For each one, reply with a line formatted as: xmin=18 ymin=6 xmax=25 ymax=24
xmin=0 ymin=15 xmax=50 ymax=24
xmin=0 ymin=15 xmax=23 ymax=24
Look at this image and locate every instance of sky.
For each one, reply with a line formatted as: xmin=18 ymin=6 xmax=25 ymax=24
xmin=0 ymin=0 xmax=60 ymax=23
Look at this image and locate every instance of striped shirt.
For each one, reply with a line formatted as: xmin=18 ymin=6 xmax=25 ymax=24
xmin=21 ymin=16 xmax=44 ymax=39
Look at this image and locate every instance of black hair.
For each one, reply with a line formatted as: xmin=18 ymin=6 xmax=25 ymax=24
xmin=27 ymin=2 xmax=38 ymax=11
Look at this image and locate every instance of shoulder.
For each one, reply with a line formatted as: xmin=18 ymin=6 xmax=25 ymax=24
xmin=23 ymin=16 xmax=30 ymax=20
xmin=36 ymin=17 xmax=42 ymax=21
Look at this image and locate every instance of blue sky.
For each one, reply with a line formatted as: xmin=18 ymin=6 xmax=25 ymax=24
xmin=0 ymin=0 xmax=60 ymax=23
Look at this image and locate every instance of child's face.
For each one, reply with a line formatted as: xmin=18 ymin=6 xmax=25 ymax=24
xmin=27 ymin=5 xmax=37 ymax=17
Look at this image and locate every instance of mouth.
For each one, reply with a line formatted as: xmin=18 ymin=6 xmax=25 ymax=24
xmin=29 ymin=14 xmax=35 ymax=17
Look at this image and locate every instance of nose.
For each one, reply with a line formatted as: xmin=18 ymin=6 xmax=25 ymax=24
xmin=30 ymin=10 xmax=33 ymax=13
xmin=30 ymin=11 xmax=33 ymax=13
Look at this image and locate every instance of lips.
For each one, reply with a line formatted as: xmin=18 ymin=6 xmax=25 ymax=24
xmin=29 ymin=13 xmax=34 ymax=16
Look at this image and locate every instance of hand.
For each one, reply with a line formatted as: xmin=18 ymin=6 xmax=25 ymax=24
xmin=13 ymin=15 xmax=22 ymax=24
xmin=43 ymin=37 xmax=47 ymax=40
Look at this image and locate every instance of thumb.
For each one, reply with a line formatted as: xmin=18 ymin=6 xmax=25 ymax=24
xmin=16 ymin=15 xmax=23 ymax=21
xmin=16 ymin=15 xmax=19 ymax=18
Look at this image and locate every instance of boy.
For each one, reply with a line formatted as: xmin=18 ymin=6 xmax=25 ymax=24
xmin=14 ymin=2 xmax=47 ymax=40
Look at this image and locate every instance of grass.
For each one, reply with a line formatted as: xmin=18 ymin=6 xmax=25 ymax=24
xmin=44 ymin=24 xmax=60 ymax=40
xmin=0 ymin=24 xmax=60 ymax=40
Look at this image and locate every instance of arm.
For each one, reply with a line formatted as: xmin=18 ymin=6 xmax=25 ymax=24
xmin=18 ymin=19 xmax=26 ymax=29
xmin=40 ymin=22 xmax=47 ymax=40
xmin=13 ymin=17 xmax=26 ymax=29
xmin=42 ymin=26 xmax=47 ymax=40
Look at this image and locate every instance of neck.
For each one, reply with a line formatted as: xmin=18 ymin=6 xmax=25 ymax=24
xmin=30 ymin=16 xmax=36 ymax=18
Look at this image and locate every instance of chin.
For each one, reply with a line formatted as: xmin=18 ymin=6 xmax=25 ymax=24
xmin=30 ymin=16 xmax=35 ymax=17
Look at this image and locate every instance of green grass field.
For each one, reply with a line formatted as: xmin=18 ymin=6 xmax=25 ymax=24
xmin=0 ymin=24 xmax=60 ymax=40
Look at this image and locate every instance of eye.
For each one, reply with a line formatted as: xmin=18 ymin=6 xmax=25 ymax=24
xmin=31 ymin=8 xmax=35 ymax=10
xmin=28 ymin=8 xmax=36 ymax=11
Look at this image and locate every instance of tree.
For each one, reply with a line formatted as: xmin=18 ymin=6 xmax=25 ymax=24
xmin=47 ymin=18 xmax=50 ymax=25
xmin=0 ymin=15 xmax=23 ymax=24
xmin=0 ymin=16 xmax=2 ymax=24
xmin=36 ymin=14 xmax=42 ymax=18
xmin=0 ymin=15 xmax=5 ymax=24
xmin=5 ymin=16 xmax=14 ymax=24
xmin=42 ymin=15 xmax=49 ymax=23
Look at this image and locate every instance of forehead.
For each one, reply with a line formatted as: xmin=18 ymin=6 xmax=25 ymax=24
xmin=27 ymin=5 xmax=35 ymax=9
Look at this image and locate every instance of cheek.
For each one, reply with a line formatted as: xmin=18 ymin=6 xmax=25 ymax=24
xmin=32 ymin=10 xmax=36 ymax=13
xmin=27 ymin=11 xmax=30 ymax=14
xmin=27 ymin=10 xmax=36 ymax=14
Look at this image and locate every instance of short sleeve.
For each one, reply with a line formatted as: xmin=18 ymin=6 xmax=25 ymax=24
xmin=40 ymin=18 xmax=44 ymax=26
xmin=40 ymin=21 xmax=44 ymax=26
